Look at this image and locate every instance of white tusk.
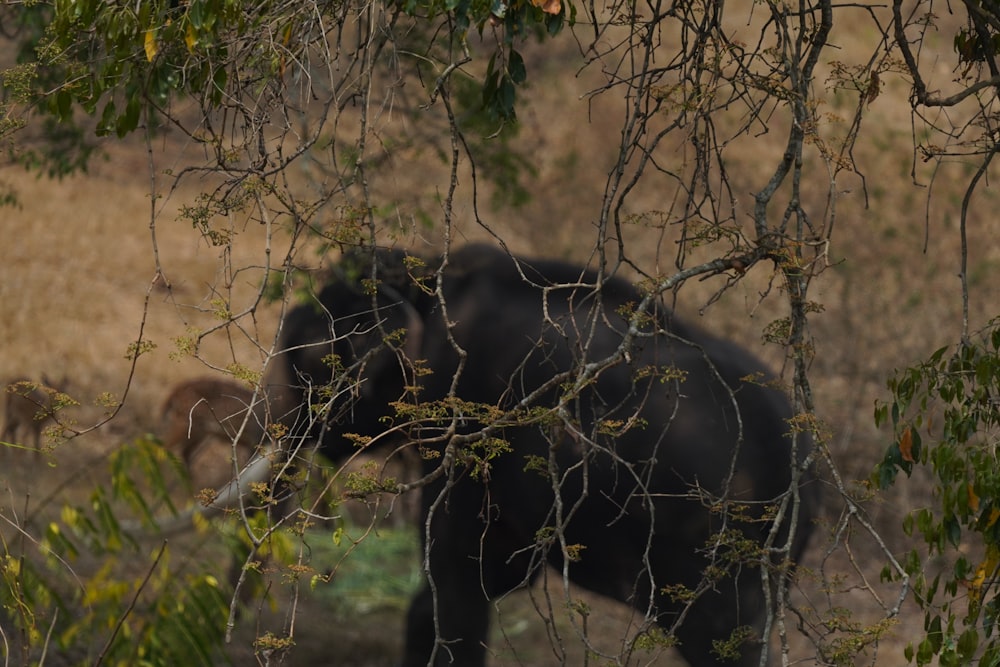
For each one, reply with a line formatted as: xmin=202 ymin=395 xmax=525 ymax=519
xmin=120 ymin=445 xmax=278 ymax=539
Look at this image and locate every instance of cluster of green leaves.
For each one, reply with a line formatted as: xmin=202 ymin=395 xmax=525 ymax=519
xmin=0 ymin=437 xmax=232 ymax=666
xmin=0 ymin=1 xmax=246 ymax=176
xmin=10 ymin=0 xmax=568 ymax=146
xmin=402 ymin=0 xmax=567 ymax=37
xmin=0 ymin=0 xmax=564 ymax=229
xmin=478 ymin=0 xmax=569 ymax=120
xmin=459 ymin=435 xmax=513 ymax=480
xmin=451 ymin=68 xmax=536 ymax=206
xmin=344 ymin=459 xmax=404 ymax=497
xmin=874 ymin=321 xmax=1000 ymax=666
xmin=40 ymin=0 xmax=255 ymax=136
xmin=954 ymin=9 xmax=1000 ymax=69
xmin=401 ymin=0 xmax=567 ymax=120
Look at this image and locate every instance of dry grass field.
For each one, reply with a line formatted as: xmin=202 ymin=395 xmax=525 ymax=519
xmin=2 ymin=7 xmax=1000 ymax=665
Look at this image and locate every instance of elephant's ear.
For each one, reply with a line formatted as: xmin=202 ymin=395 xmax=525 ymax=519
xmin=261 ymin=337 xmax=313 ymax=436
xmin=358 ymin=287 xmax=424 ymax=400
xmin=383 ymin=285 xmax=425 ymax=364
xmin=334 ymin=245 xmax=413 ymax=290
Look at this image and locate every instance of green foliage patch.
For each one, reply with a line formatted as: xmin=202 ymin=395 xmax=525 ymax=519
xmin=0 ymin=436 xmax=233 ymax=666
xmin=876 ymin=319 xmax=1000 ymax=666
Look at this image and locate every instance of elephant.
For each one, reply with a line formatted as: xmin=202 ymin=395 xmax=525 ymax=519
xmin=260 ymin=242 xmax=819 ymax=667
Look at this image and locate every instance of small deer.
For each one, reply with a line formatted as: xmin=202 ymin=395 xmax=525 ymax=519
xmin=159 ymin=377 xmax=269 ymax=492
xmin=1 ymin=376 xmax=66 ymax=458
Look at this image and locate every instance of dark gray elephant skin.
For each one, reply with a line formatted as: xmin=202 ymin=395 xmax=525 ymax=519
xmin=265 ymin=243 xmax=819 ymax=667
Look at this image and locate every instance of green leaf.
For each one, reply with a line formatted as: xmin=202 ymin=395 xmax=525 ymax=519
xmin=958 ymin=628 xmax=979 ymax=661
xmin=498 ymin=77 xmax=516 ymax=119
xmin=917 ymin=636 xmax=935 ymax=666
xmin=945 ymin=514 xmax=962 ymax=548
xmin=508 ymin=49 xmax=526 ymax=84
xmin=483 ymin=56 xmax=499 ymax=108
xmin=97 ymin=100 xmax=116 ymax=136
xmin=877 ymin=460 xmax=898 ymax=489
xmin=55 ymin=89 xmax=72 ymax=121
xmin=927 ymin=614 xmax=943 ymax=650
xmin=903 ymin=512 xmax=914 ymax=536
xmin=115 ymin=93 xmax=141 ymax=138
xmin=874 ymin=401 xmax=887 ymax=427
xmin=211 ymin=65 xmax=227 ymax=105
